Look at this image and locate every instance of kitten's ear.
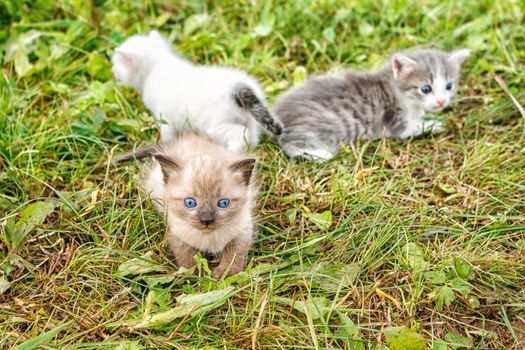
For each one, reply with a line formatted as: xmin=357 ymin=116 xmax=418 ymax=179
xmin=448 ymin=48 xmax=471 ymax=66
xmin=230 ymin=158 xmax=256 ymax=186
xmin=154 ymin=154 xmax=182 ymax=183
xmin=113 ymin=49 xmax=137 ymax=73
xmin=149 ymin=30 xmax=164 ymax=43
xmin=392 ymin=54 xmax=417 ymax=79
xmin=148 ymin=30 xmax=168 ymax=45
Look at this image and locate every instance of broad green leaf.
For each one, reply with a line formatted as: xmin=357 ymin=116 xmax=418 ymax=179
xmin=432 ymin=286 xmax=455 ymax=311
xmin=284 ymin=208 xmax=297 ymax=223
xmin=0 ymin=275 xmax=11 ymax=294
xmin=425 ymin=271 xmax=447 ymax=285
xmin=384 ymin=326 xmax=426 ymax=350
xmin=450 ymin=278 xmax=471 ymax=295
xmin=154 ymin=12 xmax=171 ymax=27
xmin=114 ymin=342 xmax=144 ymax=350
xmin=313 ymin=262 xmax=360 ymax=291
xmin=337 ymin=312 xmax=365 ymax=350
xmin=358 ymin=21 xmax=374 ymax=36
xmin=13 ymin=50 xmax=32 ymax=77
xmin=444 ymin=332 xmax=473 ymax=349
xmin=117 ymin=252 xmax=169 ymax=276
xmin=143 ymin=275 xmax=176 ymax=289
xmin=4 ymin=30 xmax=42 ymax=61
xmin=438 ymin=183 xmax=456 ymax=194
xmin=453 ymin=257 xmax=471 ymax=279
xmin=308 ymin=210 xmax=332 ymax=230
xmin=4 ymin=30 xmax=42 ymax=77
xmin=88 ymin=80 xmax=115 ymax=105
xmin=432 ymin=340 xmax=448 ymax=350
xmin=114 ymin=287 xmax=234 ymax=329
xmin=12 ymin=321 xmax=71 ymax=350
xmin=277 ymin=296 xmax=329 ymax=320
xmin=88 ymin=53 xmax=111 ymax=81
xmin=292 ymin=66 xmax=307 ymax=85
xmin=252 ymin=14 xmax=275 ymax=37
xmin=322 ymin=27 xmax=335 ymax=43
xmin=404 ymin=242 xmax=428 ymax=272
xmin=5 ymin=201 xmax=57 ymax=251
xmin=184 ymin=14 xmax=210 ymax=36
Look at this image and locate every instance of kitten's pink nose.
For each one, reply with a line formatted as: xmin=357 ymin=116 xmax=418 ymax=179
xmin=436 ymin=99 xmax=446 ymax=107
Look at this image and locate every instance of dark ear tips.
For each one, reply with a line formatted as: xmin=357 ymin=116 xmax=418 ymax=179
xmin=154 ymin=154 xmax=181 ymax=182
xmin=230 ymin=158 xmax=256 ymax=185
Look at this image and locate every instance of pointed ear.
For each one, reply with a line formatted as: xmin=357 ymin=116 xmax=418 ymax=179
xmin=230 ymin=158 xmax=256 ymax=186
xmin=113 ymin=49 xmax=137 ymax=72
xmin=149 ymin=30 xmax=165 ymax=43
xmin=392 ymin=54 xmax=417 ymax=79
xmin=448 ymin=48 xmax=471 ymax=66
xmin=154 ymin=154 xmax=181 ymax=183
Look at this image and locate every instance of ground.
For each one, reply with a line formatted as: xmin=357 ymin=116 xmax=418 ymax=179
xmin=0 ymin=1 xmax=524 ymax=349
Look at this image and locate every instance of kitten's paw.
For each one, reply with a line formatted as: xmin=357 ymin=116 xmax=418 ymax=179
xmin=288 ymin=148 xmax=334 ymax=161
xmin=423 ymin=120 xmax=446 ymax=134
xmin=213 ymin=266 xmax=226 ymax=279
xmin=213 ymin=264 xmax=243 ymax=279
xmin=226 ymin=139 xmax=248 ymax=153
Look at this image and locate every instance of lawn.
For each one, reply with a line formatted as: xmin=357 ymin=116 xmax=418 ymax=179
xmin=1 ymin=0 xmax=524 ymax=349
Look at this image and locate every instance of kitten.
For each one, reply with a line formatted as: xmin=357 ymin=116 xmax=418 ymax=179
xmin=270 ymin=48 xmax=471 ymax=160
xmin=118 ymin=133 xmax=257 ymax=279
xmin=111 ymin=30 xmax=282 ymax=152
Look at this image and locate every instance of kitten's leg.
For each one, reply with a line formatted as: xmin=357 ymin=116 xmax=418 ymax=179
xmin=422 ymin=119 xmax=445 ymax=134
xmin=167 ymin=235 xmax=198 ymax=268
xmin=396 ymin=118 xmax=444 ymax=139
xmin=279 ymin=132 xmax=334 ymax=160
xmin=210 ymin=123 xmax=252 ymax=152
xmin=160 ymin=123 xmax=175 ymax=142
xmin=213 ymin=237 xmax=251 ymax=279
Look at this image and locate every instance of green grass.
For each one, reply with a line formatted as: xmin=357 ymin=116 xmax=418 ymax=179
xmin=1 ymin=0 xmax=524 ymax=349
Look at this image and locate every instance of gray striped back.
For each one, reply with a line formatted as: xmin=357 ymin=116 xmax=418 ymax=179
xmin=273 ymin=48 xmax=470 ymax=160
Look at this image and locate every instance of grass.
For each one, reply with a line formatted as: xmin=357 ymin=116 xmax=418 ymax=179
xmin=1 ymin=0 xmax=524 ymax=349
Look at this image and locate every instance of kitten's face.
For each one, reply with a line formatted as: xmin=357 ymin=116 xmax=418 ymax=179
xmin=158 ymin=155 xmax=255 ymax=232
xmin=112 ymin=30 xmax=171 ymax=88
xmin=392 ymin=49 xmax=471 ymax=112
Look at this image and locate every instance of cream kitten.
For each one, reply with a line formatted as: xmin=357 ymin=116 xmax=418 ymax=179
xmin=118 ymin=133 xmax=257 ymax=278
xmin=111 ymin=30 xmax=282 ymax=152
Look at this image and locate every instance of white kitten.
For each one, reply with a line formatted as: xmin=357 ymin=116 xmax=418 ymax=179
xmin=112 ymin=30 xmax=282 ymax=152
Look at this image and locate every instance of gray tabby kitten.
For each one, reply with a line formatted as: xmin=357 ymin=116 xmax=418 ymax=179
xmin=272 ymin=48 xmax=471 ymax=160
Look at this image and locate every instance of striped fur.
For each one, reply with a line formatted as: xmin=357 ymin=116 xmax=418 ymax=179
xmin=273 ymin=48 xmax=470 ymax=160
xmin=233 ymin=84 xmax=283 ymax=136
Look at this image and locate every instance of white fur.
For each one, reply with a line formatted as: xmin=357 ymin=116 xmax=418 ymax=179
xmin=166 ymin=205 xmax=253 ymax=253
xmin=391 ymin=49 xmax=471 ymax=138
xmin=112 ymin=30 xmax=267 ymax=152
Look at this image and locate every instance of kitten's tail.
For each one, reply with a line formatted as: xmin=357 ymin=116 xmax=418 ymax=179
xmin=113 ymin=145 xmax=160 ymax=164
xmin=232 ymin=84 xmax=283 ymax=136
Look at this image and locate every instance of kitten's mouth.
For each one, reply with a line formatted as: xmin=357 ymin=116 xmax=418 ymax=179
xmin=430 ymin=106 xmax=446 ymax=112
xmin=199 ymin=223 xmax=217 ymax=232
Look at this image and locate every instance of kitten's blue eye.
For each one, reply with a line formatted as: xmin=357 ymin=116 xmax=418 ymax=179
xmin=446 ymin=82 xmax=453 ymax=91
xmin=420 ymin=85 xmax=432 ymax=94
xmin=183 ymin=197 xmax=197 ymax=208
xmin=217 ymin=198 xmax=231 ymax=208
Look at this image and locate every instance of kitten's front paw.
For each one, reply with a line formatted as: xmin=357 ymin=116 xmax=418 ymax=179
xmin=226 ymin=139 xmax=247 ymax=153
xmin=213 ymin=264 xmax=243 ymax=279
xmin=213 ymin=265 xmax=227 ymax=279
xmin=423 ymin=120 xmax=446 ymax=134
